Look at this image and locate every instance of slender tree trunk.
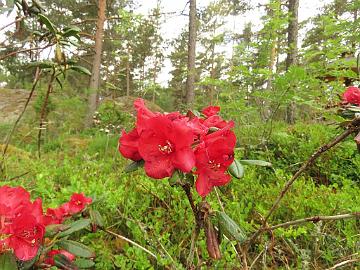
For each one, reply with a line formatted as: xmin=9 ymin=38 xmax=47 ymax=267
xmin=126 ymin=46 xmax=130 ymax=97
xmin=209 ymin=18 xmax=216 ymax=105
xmin=267 ymin=38 xmax=278 ymax=91
xmin=185 ymin=0 xmax=197 ymax=108
xmin=87 ymin=0 xmax=106 ymax=127
xmin=285 ymin=0 xmax=299 ymax=125
xmin=152 ymin=57 xmax=158 ymax=103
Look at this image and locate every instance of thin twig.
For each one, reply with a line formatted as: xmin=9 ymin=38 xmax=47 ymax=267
xmin=37 ymin=70 xmax=56 ymax=158
xmin=186 ymin=226 xmax=200 ymax=269
xmin=182 ymin=184 xmax=198 ymax=219
xmin=7 ymin=171 xmax=30 ymax=181
xmin=247 ymin=118 xmax=360 ymax=246
xmin=181 ymin=184 xmax=201 ymax=269
xmin=1 ymin=68 xmax=41 ymax=172
xmin=249 ymin=249 xmax=265 ymax=269
xmin=0 ymin=16 xmax=25 ymax=32
xmin=0 ymin=44 xmax=53 ymax=61
xmin=325 ymin=258 xmax=360 ymax=270
xmin=213 ymin=188 xmax=242 ymax=262
xmin=103 ymin=228 xmax=157 ymax=259
xmin=214 ymin=187 xmax=225 ymax=212
xmin=266 ymin=212 xmax=360 ymax=231
xmin=236 ymin=244 xmax=249 ymax=269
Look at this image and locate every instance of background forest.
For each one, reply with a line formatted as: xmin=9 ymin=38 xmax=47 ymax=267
xmin=0 ymin=0 xmax=360 ymax=269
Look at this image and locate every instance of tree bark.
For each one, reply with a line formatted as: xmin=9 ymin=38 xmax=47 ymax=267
xmin=87 ymin=0 xmax=106 ymax=127
xmin=185 ymin=0 xmax=197 ymax=108
xmin=126 ymin=45 xmax=130 ymax=97
xmin=285 ymin=0 xmax=299 ymax=125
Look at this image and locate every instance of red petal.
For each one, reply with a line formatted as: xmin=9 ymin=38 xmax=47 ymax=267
xmin=202 ymin=106 xmax=220 ymax=117
xmin=144 ymin=156 xmax=174 ymax=179
xmin=195 ymin=172 xmax=213 ymax=197
xmin=172 ymin=147 xmax=195 ymax=173
xmin=119 ymin=129 xmax=142 ymax=161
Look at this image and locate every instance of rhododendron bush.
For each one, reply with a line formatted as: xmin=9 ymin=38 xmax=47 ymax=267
xmin=341 ymin=86 xmax=360 ymax=150
xmin=0 ymin=186 xmax=96 ymax=270
xmin=119 ymin=99 xmax=239 ymax=197
xmin=118 ymin=99 xmax=271 ymax=259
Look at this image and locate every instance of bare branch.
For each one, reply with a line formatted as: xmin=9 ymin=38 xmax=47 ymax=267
xmin=104 ymin=228 xmax=157 ymax=259
xmin=326 ymin=258 xmax=360 ymax=270
xmin=247 ymin=118 xmax=360 ymax=246
xmin=267 ymin=212 xmax=360 ymax=231
xmin=0 ymin=44 xmax=53 ymax=61
xmin=37 ymin=70 xmax=56 ymax=158
xmin=1 ymin=67 xmax=41 ymax=162
xmin=0 ymin=16 xmax=25 ymax=32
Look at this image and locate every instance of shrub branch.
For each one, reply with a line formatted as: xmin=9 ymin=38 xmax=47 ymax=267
xmin=266 ymin=212 xmax=360 ymax=231
xmin=1 ymin=68 xmax=41 ymax=174
xmin=247 ymin=117 xmax=360 ymax=246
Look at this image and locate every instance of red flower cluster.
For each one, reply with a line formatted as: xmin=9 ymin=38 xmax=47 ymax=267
xmin=118 ymin=99 xmax=236 ymax=197
xmin=343 ymin=86 xmax=360 ymax=106
xmin=0 ymin=186 xmax=91 ymax=262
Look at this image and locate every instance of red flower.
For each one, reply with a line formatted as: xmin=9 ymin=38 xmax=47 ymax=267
xmin=134 ymin=98 xmax=158 ymax=134
xmin=194 ymin=125 xmax=236 ymax=197
xmin=343 ymin=86 xmax=360 ymax=106
xmin=118 ymin=128 xmax=142 ymax=161
xmin=8 ymin=213 xmax=45 ymax=261
xmin=138 ymin=115 xmax=196 ymax=178
xmin=202 ymin=115 xmax=228 ymax=129
xmin=43 ymin=207 xmax=66 ymax=226
xmin=44 ymin=249 xmax=76 ymax=266
xmin=61 ymin=193 xmax=92 ymax=215
xmin=202 ymin=106 xmax=220 ymax=117
xmin=0 ymin=186 xmax=31 ymax=220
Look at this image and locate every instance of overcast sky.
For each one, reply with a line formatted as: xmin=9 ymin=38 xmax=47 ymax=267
xmin=0 ymin=0 xmax=332 ymax=86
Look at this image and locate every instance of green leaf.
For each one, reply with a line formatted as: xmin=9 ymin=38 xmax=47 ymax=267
xmin=69 ymin=65 xmax=92 ymax=76
xmin=62 ymin=27 xmax=81 ymax=39
xmin=124 ymin=160 xmax=144 ymax=173
xmin=208 ymin=127 xmax=220 ymax=133
xmin=53 ymin=254 xmax=77 ymax=270
xmin=89 ymin=209 xmax=104 ymax=227
xmin=58 ymin=219 xmax=91 ymax=237
xmin=58 ymin=240 xmax=95 ymax=258
xmin=74 ymin=258 xmax=95 ymax=268
xmin=240 ymin=159 xmax=272 ymax=167
xmin=45 ymin=224 xmax=71 ymax=237
xmin=38 ymin=14 xmax=57 ymax=34
xmin=0 ymin=253 xmax=18 ymax=270
xmin=228 ymin=159 xmax=244 ymax=179
xmin=217 ymin=212 xmax=247 ymax=244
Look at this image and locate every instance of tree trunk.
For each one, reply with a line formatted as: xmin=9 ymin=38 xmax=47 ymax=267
xmin=266 ymin=38 xmax=278 ymax=91
xmin=87 ymin=0 xmax=106 ymax=127
xmin=152 ymin=57 xmax=158 ymax=103
xmin=126 ymin=45 xmax=130 ymax=97
xmin=285 ymin=0 xmax=299 ymax=125
xmin=185 ymin=0 xmax=197 ymax=108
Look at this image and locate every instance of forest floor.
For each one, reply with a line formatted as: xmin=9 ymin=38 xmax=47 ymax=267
xmin=0 ymin=91 xmax=359 ymax=269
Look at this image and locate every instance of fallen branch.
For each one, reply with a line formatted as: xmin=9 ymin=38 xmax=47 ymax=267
xmin=103 ymin=228 xmax=157 ymax=259
xmin=266 ymin=212 xmax=360 ymax=231
xmin=326 ymin=258 xmax=360 ymax=270
xmin=247 ymin=118 xmax=360 ymax=246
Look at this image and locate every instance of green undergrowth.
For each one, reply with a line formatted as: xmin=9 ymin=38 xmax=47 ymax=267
xmin=1 ymin=121 xmax=360 ymax=269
